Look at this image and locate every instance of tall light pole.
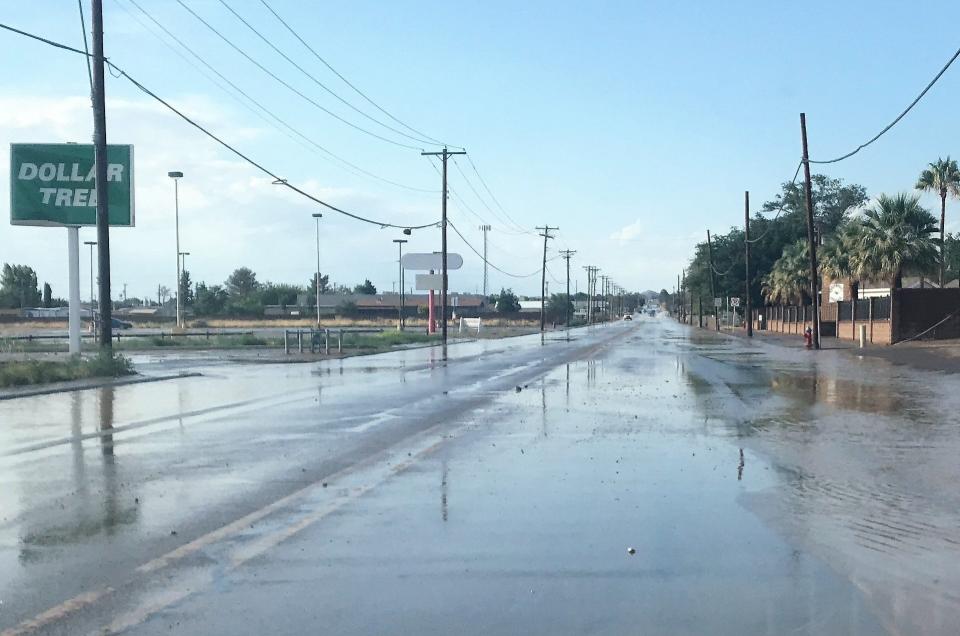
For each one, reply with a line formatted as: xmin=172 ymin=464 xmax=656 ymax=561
xmin=312 ymin=213 xmax=323 ymax=327
xmin=479 ymin=224 xmax=491 ymax=296
xmin=168 ymin=171 xmax=184 ymax=328
xmin=393 ymin=238 xmax=408 ymax=330
xmin=84 ymin=241 xmax=97 ymax=304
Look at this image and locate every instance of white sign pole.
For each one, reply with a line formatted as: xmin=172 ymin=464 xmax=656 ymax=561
xmin=67 ymin=226 xmax=82 ymax=354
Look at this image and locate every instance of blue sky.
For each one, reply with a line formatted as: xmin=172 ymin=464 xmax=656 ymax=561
xmin=3 ymin=1 xmax=960 ymax=299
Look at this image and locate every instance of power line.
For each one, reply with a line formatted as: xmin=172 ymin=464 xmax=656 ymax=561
xmin=451 ymin=157 xmax=530 ymax=233
xmin=124 ymin=0 xmax=437 ymax=193
xmin=464 ymin=153 xmax=529 ymax=232
xmin=810 ymin=44 xmax=960 ymax=164
xmin=0 ymin=19 xmax=439 ymax=228
xmin=744 ymin=161 xmax=803 ymax=244
xmin=216 ymin=0 xmax=442 ymax=148
xmin=174 ymin=0 xmax=423 ymax=151
xmin=447 ymin=219 xmax=546 ymax=278
xmin=114 ymin=62 xmax=439 ymax=229
xmin=257 ymin=0 xmax=455 ymax=149
xmin=425 ymin=156 xmax=532 ymax=235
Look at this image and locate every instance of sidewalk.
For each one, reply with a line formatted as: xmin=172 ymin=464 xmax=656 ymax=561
xmin=697 ymin=321 xmax=960 ymax=373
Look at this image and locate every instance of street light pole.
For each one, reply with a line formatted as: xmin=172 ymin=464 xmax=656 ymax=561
xmin=393 ymin=239 xmax=408 ymax=331
xmin=84 ymin=241 xmax=97 ymax=304
xmin=312 ymin=213 xmax=322 ymax=327
xmin=168 ymin=171 xmax=184 ymax=328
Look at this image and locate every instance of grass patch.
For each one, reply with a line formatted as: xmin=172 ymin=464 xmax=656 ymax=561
xmin=116 ymin=334 xmax=274 ymax=350
xmin=348 ymin=330 xmax=435 ymax=350
xmin=0 ymin=353 xmax=135 ymax=388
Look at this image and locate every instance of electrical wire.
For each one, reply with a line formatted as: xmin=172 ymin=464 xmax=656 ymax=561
xmin=464 ymin=153 xmax=529 ymax=232
xmin=217 ymin=0 xmax=443 ymax=148
xmin=113 ymin=63 xmax=439 ymax=229
xmin=257 ymin=0 xmax=457 ymax=149
xmin=447 ymin=219 xmax=545 ymax=278
xmin=424 ymin=156 xmax=533 ymax=235
xmin=76 ymin=0 xmax=93 ymax=96
xmin=810 ymin=44 xmax=960 ymax=164
xmin=451 ymin=157 xmax=531 ymax=233
xmin=0 ymin=20 xmax=441 ymax=229
xmin=124 ymin=0 xmax=436 ymax=193
xmin=744 ymin=161 xmax=803 ymax=244
xmin=174 ymin=0 xmax=423 ymax=151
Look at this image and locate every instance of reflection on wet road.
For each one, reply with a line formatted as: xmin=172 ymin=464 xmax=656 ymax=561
xmin=0 ymin=317 xmax=957 ymax=634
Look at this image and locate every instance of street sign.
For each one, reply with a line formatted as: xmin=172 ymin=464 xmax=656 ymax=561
xmin=730 ymin=297 xmax=741 ymax=308
xmin=401 ymin=252 xmax=463 ymax=271
xmin=9 ymin=143 xmax=135 ymax=227
xmin=714 ymin=297 xmax=723 ymax=308
xmin=415 ymin=273 xmax=444 ymax=290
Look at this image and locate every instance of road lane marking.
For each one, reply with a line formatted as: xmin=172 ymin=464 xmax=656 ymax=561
xmin=0 ymin=587 xmax=114 ymax=636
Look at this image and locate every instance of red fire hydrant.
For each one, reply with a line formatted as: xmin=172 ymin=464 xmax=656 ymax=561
xmin=803 ymin=327 xmax=813 ymax=349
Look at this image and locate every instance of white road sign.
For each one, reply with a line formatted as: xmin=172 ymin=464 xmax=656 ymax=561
xmin=415 ymin=273 xmax=444 ymax=290
xmin=714 ymin=297 xmax=723 ymax=308
xmin=730 ymin=297 xmax=741 ymax=307
xmin=401 ymin=252 xmax=463 ymax=271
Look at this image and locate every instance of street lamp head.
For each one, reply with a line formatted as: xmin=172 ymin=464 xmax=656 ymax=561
xmin=168 ymin=171 xmax=183 ymax=179
xmin=402 ymin=228 xmax=412 ymax=235
xmin=312 ymin=213 xmax=323 ymax=218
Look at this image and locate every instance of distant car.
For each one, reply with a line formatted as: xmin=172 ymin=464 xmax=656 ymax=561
xmin=622 ymin=314 xmax=632 ymax=321
xmin=111 ymin=317 xmax=133 ymax=329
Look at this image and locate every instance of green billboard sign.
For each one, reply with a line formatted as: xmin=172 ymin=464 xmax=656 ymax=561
xmin=9 ymin=143 xmax=134 ymax=227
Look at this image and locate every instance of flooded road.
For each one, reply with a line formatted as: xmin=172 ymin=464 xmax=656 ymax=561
xmin=0 ymin=317 xmax=957 ymax=634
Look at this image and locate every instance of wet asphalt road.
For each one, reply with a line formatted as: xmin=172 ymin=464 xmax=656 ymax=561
xmin=1 ymin=316 xmax=959 ymax=635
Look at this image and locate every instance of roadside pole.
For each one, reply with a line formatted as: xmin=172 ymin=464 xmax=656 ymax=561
xmin=91 ymin=0 xmax=112 ymax=351
xmin=536 ymin=226 xmax=557 ymax=331
xmin=67 ymin=228 xmax=81 ymax=353
xmin=800 ymin=113 xmax=821 ymax=349
xmin=744 ymin=190 xmax=753 ymax=337
xmin=706 ymin=230 xmax=719 ymax=331
xmin=314 ymin=213 xmax=323 ymax=327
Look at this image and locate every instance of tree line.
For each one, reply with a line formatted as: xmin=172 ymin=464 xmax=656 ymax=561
xmin=681 ymin=162 xmax=960 ymax=309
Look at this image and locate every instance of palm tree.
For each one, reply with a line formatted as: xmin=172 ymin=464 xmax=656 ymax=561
xmin=820 ymin=221 xmax=862 ymax=300
xmin=762 ymin=240 xmax=809 ymax=305
xmin=849 ymin=193 xmax=938 ymax=289
xmin=915 ymin=157 xmax=960 ymax=286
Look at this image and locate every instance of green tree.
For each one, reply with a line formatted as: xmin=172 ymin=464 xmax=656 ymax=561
xmin=849 ymin=193 xmax=938 ymax=288
xmin=762 ymin=240 xmax=810 ymax=305
xmin=492 ymin=288 xmax=520 ymax=313
xmin=194 ymin=283 xmax=228 ymax=316
xmin=336 ymin=300 xmax=359 ymax=316
xmin=353 ymin=279 xmax=377 ymax=294
xmin=225 ymin=267 xmax=259 ymax=298
xmin=179 ymin=270 xmax=194 ymax=306
xmin=0 ymin=264 xmax=41 ymax=308
xmin=545 ymin=293 xmax=574 ymax=323
xmin=915 ymin=157 xmax=960 ymax=287
xmin=946 ymin=232 xmax=960 ymax=283
xmin=260 ymin=283 xmax=303 ymax=307
xmin=309 ymin=272 xmax=330 ymax=295
xmin=819 ymin=221 xmax=862 ymax=299
xmin=658 ymin=289 xmax=670 ymax=305
xmin=42 ymin=282 xmax=52 ymax=308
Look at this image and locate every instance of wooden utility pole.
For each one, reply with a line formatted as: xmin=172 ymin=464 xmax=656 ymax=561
xmin=421 ymin=147 xmax=466 ymax=351
xmin=91 ymin=0 xmax=113 ymax=351
xmin=800 ymin=114 xmax=821 ymax=349
xmin=706 ymin=230 xmax=719 ymax=331
xmin=560 ymin=250 xmax=576 ymax=326
xmin=744 ymin=191 xmax=753 ymax=337
xmin=536 ymin=226 xmax=558 ymax=331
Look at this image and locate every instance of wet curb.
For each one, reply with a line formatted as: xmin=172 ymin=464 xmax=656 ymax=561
xmin=0 ymin=371 xmax=202 ymax=401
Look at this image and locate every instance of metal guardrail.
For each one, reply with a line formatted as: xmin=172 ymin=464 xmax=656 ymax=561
xmin=283 ymin=328 xmax=385 ymax=355
xmin=1 ymin=330 xmax=256 ymax=343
